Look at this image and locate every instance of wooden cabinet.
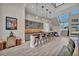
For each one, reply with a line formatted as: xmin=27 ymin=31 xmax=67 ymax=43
xmin=0 ymin=38 xmax=22 ymax=51
xmin=16 ymin=39 xmax=22 ymax=46
xmin=0 ymin=41 xmax=6 ymax=50
xmin=0 ymin=42 xmax=3 ymax=50
xmin=3 ymin=41 xmax=6 ymax=49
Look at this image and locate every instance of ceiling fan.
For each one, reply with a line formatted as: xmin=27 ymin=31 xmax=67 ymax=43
xmin=52 ymin=3 xmax=64 ymax=8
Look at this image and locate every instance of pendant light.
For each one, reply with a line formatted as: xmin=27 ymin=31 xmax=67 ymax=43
xmin=45 ymin=9 xmax=48 ymax=22
xmin=46 ymin=9 xmax=48 ymax=19
xmin=35 ymin=3 xmax=38 ymax=19
xmin=41 ymin=5 xmax=44 ymax=20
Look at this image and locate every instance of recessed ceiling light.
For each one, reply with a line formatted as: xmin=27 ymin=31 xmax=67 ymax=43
xmin=42 ymin=6 xmax=44 ymax=8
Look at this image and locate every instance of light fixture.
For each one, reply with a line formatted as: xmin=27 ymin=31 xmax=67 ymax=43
xmin=32 ymin=5 xmax=34 ymax=8
xmin=41 ymin=5 xmax=44 ymax=20
xmin=46 ymin=9 xmax=48 ymax=19
xmin=42 ymin=6 xmax=44 ymax=8
xmin=49 ymin=11 xmax=52 ymax=19
xmin=52 ymin=3 xmax=64 ymax=8
xmin=35 ymin=3 xmax=38 ymax=19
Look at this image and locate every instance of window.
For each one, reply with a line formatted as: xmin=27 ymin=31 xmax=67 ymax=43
xmin=72 ymin=18 xmax=79 ymax=22
xmin=58 ymin=13 xmax=69 ymax=22
xmin=60 ymin=22 xmax=69 ymax=27
xmin=71 ymin=9 xmax=79 ymax=15
xmin=58 ymin=13 xmax=69 ymax=30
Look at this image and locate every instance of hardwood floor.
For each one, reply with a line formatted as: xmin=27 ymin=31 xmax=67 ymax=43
xmin=0 ymin=37 xmax=69 ymax=56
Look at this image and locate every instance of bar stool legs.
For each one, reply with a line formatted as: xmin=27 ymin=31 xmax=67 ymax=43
xmin=34 ymin=38 xmax=39 ymax=47
xmin=39 ymin=36 xmax=43 ymax=46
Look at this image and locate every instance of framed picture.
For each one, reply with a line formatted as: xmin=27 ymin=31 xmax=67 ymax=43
xmin=6 ymin=16 xmax=17 ymax=30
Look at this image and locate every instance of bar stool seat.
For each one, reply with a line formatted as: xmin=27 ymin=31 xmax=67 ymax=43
xmin=42 ymin=33 xmax=48 ymax=44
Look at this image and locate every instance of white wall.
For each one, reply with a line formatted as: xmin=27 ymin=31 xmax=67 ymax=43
xmin=0 ymin=4 xmax=25 ymax=43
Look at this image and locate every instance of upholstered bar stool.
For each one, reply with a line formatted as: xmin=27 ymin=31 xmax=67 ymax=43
xmin=46 ymin=33 xmax=51 ymax=42
xmin=30 ymin=34 xmax=36 ymax=48
xmin=54 ymin=32 xmax=59 ymax=37
xmin=41 ymin=33 xmax=45 ymax=44
xmin=45 ymin=33 xmax=49 ymax=43
xmin=42 ymin=33 xmax=47 ymax=43
xmin=39 ymin=33 xmax=43 ymax=46
xmin=36 ymin=33 xmax=43 ymax=46
xmin=42 ymin=33 xmax=48 ymax=44
xmin=51 ymin=32 xmax=54 ymax=40
xmin=49 ymin=33 xmax=52 ymax=40
xmin=50 ymin=32 xmax=54 ymax=40
xmin=34 ymin=33 xmax=40 ymax=47
xmin=48 ymin=33 xmax=51 ymax=41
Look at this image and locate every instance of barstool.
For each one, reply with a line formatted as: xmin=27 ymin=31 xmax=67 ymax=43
xmin=43 ymin=33 xmax=49 ymax=44
xmin=49 ymin=33 xmax=52 ymax=41
xmin=45 ymin=33 xmax=49 ymax=43
xmin=34 ymin=33 xmax=40 ymax=47
xmin=47 ymin=33 xmax=51 ymax=42
xmin=54 ymin=32 xmax=59 ymax=37
xmin=50 ymin=32 xmax=54 ymax=40
xmin=39 ymin=33 xmax=43 ymax=46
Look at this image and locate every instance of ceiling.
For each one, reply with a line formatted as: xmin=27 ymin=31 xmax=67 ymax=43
xmin=25 ymin=3 xmax=77 ymax=19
